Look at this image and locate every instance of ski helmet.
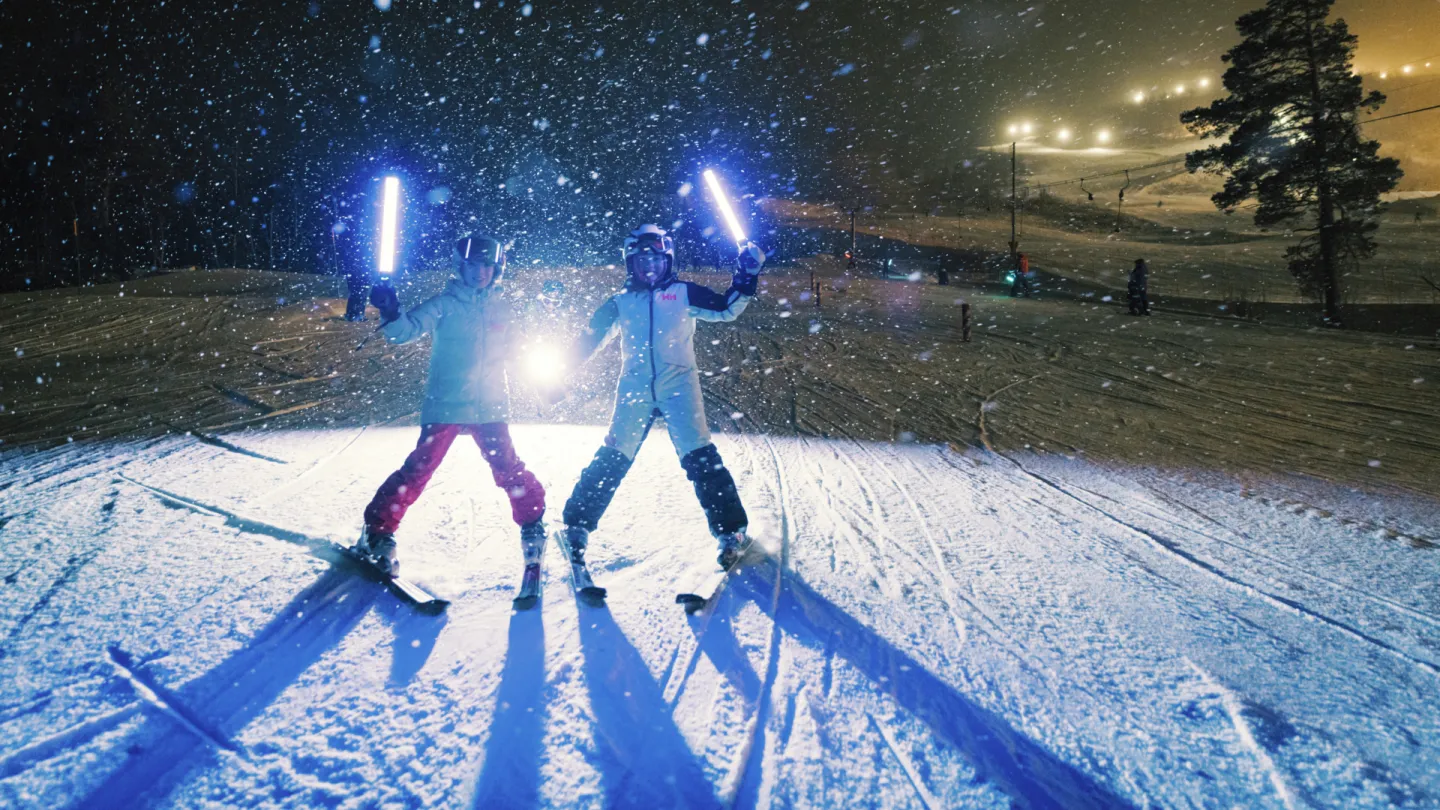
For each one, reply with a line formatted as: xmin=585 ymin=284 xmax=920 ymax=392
xmin=455 ymin=234 xmax=507 ymax=281
xmin=622 ymin=224 xmax=675 ymax=287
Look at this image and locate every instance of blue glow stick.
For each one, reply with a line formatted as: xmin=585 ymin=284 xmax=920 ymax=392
xmin=378 ymin=176 xmax=400 ymax=278
xmin=703 ymin=169 xmax=747 ymax=245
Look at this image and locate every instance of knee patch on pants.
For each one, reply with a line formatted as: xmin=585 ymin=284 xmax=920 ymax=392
xmin=680 ymin=444 xmax=748 ymax=536
xmin=562 ymin=446 xmax=634 ymax=532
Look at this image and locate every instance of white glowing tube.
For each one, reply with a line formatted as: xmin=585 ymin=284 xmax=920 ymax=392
xmin=703 ymin=169 xmax=747 ymax=245
xmin=378 ymin=176 xmax=400 ymax=277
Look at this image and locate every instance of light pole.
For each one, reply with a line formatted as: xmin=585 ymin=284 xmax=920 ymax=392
xmin=1008 ymin=141 xmax=1018 ymax=274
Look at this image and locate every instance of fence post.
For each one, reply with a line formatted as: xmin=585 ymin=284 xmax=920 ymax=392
xmin=961 ymin=302 xmax=971 ymax=342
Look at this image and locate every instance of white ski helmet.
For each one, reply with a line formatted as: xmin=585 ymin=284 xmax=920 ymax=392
xmin=623 ymin=224 xmax=674 ymax=262
xmin=622 ymin=224 xmax=675 ymax=286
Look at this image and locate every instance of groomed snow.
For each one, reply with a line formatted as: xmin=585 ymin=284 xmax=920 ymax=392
xmin=3 ymin=424 xmax=1438 ymax=809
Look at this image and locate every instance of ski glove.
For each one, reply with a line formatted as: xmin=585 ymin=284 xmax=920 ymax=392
xmin=369 ymin=284 xmax=401 ymax=324
xmin=737 ymin=242 xmax=766 ymax=272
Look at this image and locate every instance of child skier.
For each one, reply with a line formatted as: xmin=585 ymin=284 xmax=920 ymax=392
xmin=354 ymin=234 xmax=547 ymax=598
xmin=550 ymin=224 xmax=765 ymax=591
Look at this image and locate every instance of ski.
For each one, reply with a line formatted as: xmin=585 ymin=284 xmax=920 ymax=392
xmin=552 ymin=530 xmax=607 ymax=606
xmin=332 ymin=542 xmax=449 ymax=614
xmin=512 ymin=563 xmax=543 ymax=610
xmin=675 ymin=539 xmax=766 ymax=614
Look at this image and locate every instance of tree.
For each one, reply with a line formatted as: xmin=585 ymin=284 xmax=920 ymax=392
xmin=1180 ymin=0 xmax=1401 ymax=325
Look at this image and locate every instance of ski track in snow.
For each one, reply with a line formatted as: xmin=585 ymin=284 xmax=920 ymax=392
xmin=1 ymin=427 xmax=1438 ymax=808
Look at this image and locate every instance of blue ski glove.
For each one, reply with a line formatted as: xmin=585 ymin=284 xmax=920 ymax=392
xmin=369 ymin=284 xmax=401 ymax=324
xmin=732 ymin=243 xmax=765 ymax=295
xmin=737 ymin=242 xmax=766 ymax=272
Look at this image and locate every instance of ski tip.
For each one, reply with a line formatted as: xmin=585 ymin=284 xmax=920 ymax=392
xmin=579 ymin=586 xmax=608 ymax=606
xmin=676 ymin=593 xmax=707 ymax=613
xmin=416 ymin=599 xmax=450 ymax=615
xmin=512 ymin=595 xmax=539 ymax=611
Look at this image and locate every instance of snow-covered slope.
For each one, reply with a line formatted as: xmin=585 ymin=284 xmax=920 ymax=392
xmin=3 ymin=425 xmax=1437 ymax=809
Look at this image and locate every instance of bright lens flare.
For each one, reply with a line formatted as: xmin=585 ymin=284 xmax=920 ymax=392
xmin=702 ymin=169 xmax=747 ymax=244
xmin=524 ymin=343 xmax=565 ymax=386
xmin=1132 ymin=91 xmax=1145 ymax=103
xmin=378 ymin=176 xmax=400 ymax=277
xmin=1096 ymin=129 xmax=1112 ymax=144
xmin=1198 ymin=78 xmax=1211 ymax=89
xmin=1056 ymin=128 xmax=1072 ymax=143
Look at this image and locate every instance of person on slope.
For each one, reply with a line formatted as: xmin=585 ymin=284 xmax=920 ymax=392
xmin=552 ymin=224 xmax=765 ymax=575
xmin=1128 ymin=258 xmax=1151 ymax=316
xmin=354 ymin=234 xmax=547 ymax=580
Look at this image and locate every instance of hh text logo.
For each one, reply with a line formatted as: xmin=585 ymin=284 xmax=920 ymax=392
xmin=660 ymin=293 xmax=678 ymax=301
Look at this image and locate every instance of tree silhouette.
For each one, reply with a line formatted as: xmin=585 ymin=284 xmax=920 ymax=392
xmin=1181 ymin=0 xmax=1401 ymax=325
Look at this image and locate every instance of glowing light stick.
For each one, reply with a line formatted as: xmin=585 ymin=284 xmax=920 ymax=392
xmin=703 ymin=169 xmax=747 ymax=245
xmin=378 ymin=176 xmax=400 ymax=278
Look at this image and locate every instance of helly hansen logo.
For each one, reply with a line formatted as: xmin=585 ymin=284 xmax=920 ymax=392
xmin=659 ymin=293 xmax=677 ymax=301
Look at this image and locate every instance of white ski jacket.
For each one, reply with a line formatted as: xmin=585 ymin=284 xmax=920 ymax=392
xmin=381 ymin=278 xmax=517 ymax=425
xmin=572 ymin=272 xmax=757 ymax=459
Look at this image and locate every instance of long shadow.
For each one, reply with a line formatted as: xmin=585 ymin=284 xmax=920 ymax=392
xmin=576 ymin=608 xmax=723 ymax=809
xmin=470 ymin=609 xmax=547 ymax=809
xmin=724 ymin=559 xmax=1136 ymax=810
xmin=76 ymin=567 xmax=392 ymax=809
xmin=378 ymin=593 xmax=449 ymax=688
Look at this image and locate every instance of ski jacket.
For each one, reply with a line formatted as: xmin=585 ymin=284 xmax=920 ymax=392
xmin=381 ymin=278 xmax=517 ymax=425
xmin=573 ymin=273 xmax=756 ymax=400
xmin=1129 ymin=262 xmax=1148 ymax=292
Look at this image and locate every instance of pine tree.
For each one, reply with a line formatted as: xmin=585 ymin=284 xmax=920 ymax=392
xmin=1180 ymin=0 xmax=1401 ymax=325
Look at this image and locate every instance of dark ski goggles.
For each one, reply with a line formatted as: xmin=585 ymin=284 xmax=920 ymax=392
xmin=456 ymin=236 xmax=503 ymax=265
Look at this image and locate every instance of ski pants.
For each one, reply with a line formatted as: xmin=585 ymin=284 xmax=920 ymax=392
xmin=562 ymin=385 xmax=747 ymax=538
xmin=1128 ymin=289 xmax=1149 ymax=315
xmin=364 ymin=423 xmax=545 ymax=534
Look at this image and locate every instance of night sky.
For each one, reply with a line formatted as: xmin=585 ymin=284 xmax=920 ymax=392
xmin=1 ymin=0 xmax=1434 ymax=280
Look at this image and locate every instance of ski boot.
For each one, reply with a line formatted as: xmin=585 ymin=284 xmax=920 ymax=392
xmin=513 ymin=518 xmax=547 ymax=609
xmin=562 ymin=525 xmax=589 ymax=566
xmin=353 ymin=526 xmax=399 ymax=576
xmin=716 ymin=529 xmax=752 ymax=570
xmin=557 ymin=526 xmax=606 ymax=604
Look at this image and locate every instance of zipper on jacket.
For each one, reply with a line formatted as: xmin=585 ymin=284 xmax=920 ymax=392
xmin=647 ymin=290 xmax=658 ymax=401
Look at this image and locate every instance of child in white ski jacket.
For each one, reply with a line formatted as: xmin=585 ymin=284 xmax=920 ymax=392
xmin=555 ymin=224 xmax=765 ymax=571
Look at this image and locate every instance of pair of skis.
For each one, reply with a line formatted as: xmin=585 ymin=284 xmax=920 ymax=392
xmin=512 ymin=530 xmax=606 ymax=610
xmin=510 ymin=530 xmax=760 ymax=614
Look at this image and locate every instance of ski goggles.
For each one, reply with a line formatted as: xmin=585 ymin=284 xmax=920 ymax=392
xmin=456 ymin=236 xmax=503 ymax=265
xmin=625 ymin=232 xmax=673 ymax=256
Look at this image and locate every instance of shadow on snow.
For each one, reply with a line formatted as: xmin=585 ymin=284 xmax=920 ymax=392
xmin=471 ymin=609 xmax=548 ymax=809
xmin=77 ymin=565 xmax=443 ymax=809
xmin=717 ymin=558 xmax=1135 ymax=810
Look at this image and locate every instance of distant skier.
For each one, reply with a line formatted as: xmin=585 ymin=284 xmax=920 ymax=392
xmin=354 ymin=234 xmax=547 ymax=589
xmin=1128 ymin=258 xmax=1151 ymax=316
xmin=550 ymin=224 xmax=765 ymax=585
xmin=1010 ymin=252 xmax=1034 ymax=298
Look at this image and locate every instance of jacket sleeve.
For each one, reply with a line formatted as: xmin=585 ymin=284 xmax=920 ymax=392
xmin=684 ymin=279 xmax=754 ymax=323
xmin=567 ymin=296 xmax=621 ymax=367
xmin=381 ymin=293 xmax=450 ymax=344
